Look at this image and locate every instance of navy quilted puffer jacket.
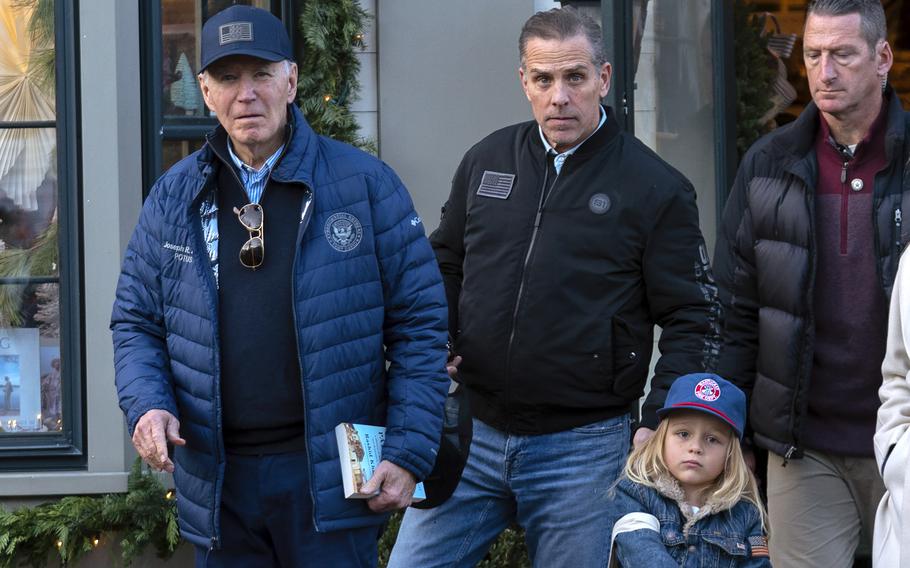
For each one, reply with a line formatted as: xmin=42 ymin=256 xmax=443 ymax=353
xmin=111 ymin=105 xmax=449 ymax=548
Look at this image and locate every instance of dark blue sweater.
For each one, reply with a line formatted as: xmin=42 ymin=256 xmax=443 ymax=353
xmin=215 ymin=150 xmax=306 ymax=454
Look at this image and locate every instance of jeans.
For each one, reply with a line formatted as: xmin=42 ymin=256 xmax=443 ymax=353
xmin=195 ymin=451 xmax=377 ymax=568
xmin=389 ymin=414 xmax=631 ymax=568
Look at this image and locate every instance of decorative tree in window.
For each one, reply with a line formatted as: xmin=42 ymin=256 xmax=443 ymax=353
xmin=170 ymin=52 xmax=202 ymax=115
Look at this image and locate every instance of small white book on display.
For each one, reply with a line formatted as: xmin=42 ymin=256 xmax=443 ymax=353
xmin=335 ymin=422 xmax=425 ymax=501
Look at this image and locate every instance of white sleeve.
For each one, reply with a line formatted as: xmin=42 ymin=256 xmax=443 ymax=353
xmin=608 ymin=512 xmax=661 ymax=568
xmin=877 ymin=252 xmax=910 ymax=475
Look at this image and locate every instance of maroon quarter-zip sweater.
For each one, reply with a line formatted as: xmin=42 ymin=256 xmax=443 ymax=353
xmin=804 ymin=103 xmax=888 ymax=456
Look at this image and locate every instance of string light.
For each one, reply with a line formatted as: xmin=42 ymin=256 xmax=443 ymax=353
xmin=56 ymin=540 xmax=63 ymax=549
xmin=353 ymin=32 xmax=364 ymax=42
xmin=323 ymin=94 xmax=332 ymax=102
xmin=92 ymin=536 xmax=100 ymax=547
xmin=165 ymin=490 xmax=174 ymax=500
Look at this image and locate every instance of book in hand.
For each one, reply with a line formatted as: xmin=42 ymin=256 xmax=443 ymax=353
xmin=335 ymin=422 xmax=426 ymax=502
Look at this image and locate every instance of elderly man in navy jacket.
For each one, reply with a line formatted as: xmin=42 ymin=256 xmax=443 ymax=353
xmin=110 ymin=6 xmax=448 ymax=567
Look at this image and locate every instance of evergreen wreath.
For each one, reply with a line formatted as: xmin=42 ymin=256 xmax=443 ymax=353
xmin=297 ymin=0 xmax=375 ymax=152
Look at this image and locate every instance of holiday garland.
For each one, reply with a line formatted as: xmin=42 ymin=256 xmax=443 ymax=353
xmin=0 ymin=460 xmax=179 ymax=567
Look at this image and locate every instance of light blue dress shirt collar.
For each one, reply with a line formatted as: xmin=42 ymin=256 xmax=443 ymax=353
xmin=226 ymin=140 xmax=285 ymax=204
xmin=538 ymin=106 xmax=607 ymax=175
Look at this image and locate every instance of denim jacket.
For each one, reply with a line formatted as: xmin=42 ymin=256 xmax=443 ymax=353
xmin=609 ymin=476 xmax=770 ymax=567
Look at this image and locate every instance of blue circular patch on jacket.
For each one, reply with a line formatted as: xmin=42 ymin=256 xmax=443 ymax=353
xmin=589 ymin=193 xmax=611 ymax=215
xmin=325 ymin=212 xmax=363 ymax=252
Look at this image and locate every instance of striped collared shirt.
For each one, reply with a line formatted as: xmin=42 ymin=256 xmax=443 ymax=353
xmin=199 ymin=141 xmax=285 ymax=287
xmin=227 ymin=140 xmax=285 ymax=204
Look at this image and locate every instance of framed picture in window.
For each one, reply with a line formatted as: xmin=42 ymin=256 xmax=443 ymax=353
xmin=0 ymin=328 xmax=41 ymax=431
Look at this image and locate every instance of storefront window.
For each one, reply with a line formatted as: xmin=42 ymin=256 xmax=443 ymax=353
xmin=144 ymin=0 xmax=277 ymax=192
xmin=161 ymin=0 xmax=270 ymax=120
xmin=751 ymin=0 xmax=910 ymax=121
xmin=0 ymin=0 xmax=63 ymax=438
xmin=632 ymin=0 xmax=718 ymax=252
xmin=162 ymin=138 xmax=205 ymax=171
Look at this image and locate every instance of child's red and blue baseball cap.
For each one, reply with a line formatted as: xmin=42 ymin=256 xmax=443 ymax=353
xmin=656 ymin=373 xmax=746 ymax=440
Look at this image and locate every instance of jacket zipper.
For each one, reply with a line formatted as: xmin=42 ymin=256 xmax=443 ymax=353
xmin=504 ymin=155 xmax=561 ymax=414
xmin=895 ymin=207 xmax=902 ymax=249
xmin=781 ymin=445 xmax=797 ymax=467
xmin=289 ymin=186 xmax=317 ymax=529
xmin=192 ymin=198 xmax=223 ymax=552
xmin=789 ymin=173 xmax=818 ymax=465
xmin=190 ymin=158 xmax=227 ymax=551
xmin=204 ymin=133 xmax=293 ymax=546
xmin=839 ymin=161 xmax=849 ymax=255
xmin=207 ymin=147 xmax=244 ymax=550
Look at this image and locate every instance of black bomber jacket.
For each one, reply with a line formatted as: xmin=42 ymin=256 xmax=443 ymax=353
xmin=431 ymin=107 xmax=722 ymax=434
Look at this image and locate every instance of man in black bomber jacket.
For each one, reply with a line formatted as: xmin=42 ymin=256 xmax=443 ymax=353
xmin=388 ymin=7 xmax=722 ymax=568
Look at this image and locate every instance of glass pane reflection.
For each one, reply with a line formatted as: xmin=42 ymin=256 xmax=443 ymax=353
xmin=161 ymin=0 xmax=273 ymax=119
xmin=0 ymin=0 xmax=62 ymax=437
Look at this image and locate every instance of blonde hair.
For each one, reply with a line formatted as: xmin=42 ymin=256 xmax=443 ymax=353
xmin=624 ymin=417 xmax=769 ymax=534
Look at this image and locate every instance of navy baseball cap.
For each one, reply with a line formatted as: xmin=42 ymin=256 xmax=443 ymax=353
xmin=656 ymin=373 xmax=746 ymax=440
xmin=200 ymin=5 xmax=293 ymax=71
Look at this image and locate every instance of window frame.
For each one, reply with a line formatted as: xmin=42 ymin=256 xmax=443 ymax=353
xmin=600 ymin=0 xmax=736 ymax=230
xmin=0 ymin=0 xmax=85 ymax=471
xmin=140 ymin=0 xmax=297 ymax=197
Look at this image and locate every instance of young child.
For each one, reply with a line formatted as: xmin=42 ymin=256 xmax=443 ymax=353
xmin=608 ymin=373 xmax=770 ymax=567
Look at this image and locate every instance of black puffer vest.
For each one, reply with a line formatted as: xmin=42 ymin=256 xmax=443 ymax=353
xmin=714 ymin=90 xmax=910 ymax=458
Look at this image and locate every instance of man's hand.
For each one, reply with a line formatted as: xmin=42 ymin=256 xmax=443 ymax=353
xmin=132 ymin=409 xmax=186 ymax=473
xmin=633 ymin=427 xmax=656 ymax=449
xmin=361 ymin=460 xmax=417 ymax=513
xmin=447 ymin=355 xmax=463 ymax=379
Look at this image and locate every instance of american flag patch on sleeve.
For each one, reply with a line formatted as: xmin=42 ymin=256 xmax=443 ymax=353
xmin=749 ymin=535 xmax=769 ymax=557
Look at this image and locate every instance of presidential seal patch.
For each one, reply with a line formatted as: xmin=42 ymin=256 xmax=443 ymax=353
xmin=589 ymin=193 xmax=611 ymax=215
xmin=694 ymin=378 xmax=721 ymax=402
xmin=325 ymin=212 xmax=363 ymax=252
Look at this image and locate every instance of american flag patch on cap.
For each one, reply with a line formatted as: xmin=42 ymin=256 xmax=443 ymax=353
xmin=476 ymin=171 xmax=515 ymax=199
xmin=749 ymin=535 xmax=769 ymax=557
xmin=220 ymin=21 xmax=253 ymax=45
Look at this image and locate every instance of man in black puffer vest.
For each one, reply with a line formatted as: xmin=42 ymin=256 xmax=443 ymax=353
xmin=715 ymin=1 xmax=910 ymax=565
